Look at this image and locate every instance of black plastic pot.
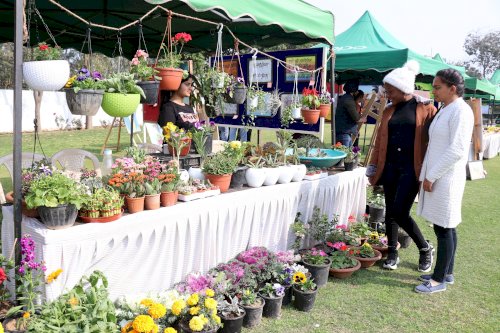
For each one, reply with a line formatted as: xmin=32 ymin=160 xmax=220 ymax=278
xmin=230 ymin=166 xmax=248 ymax=189
xmin=137 ymin=81 xmax=160 ymax=104
xmin=259 ymin=294 xmax=284 ymax=318
xmin=37 ymin=204 xmax=78 ymax=230
xmin=344 ymin=161 xmax=355 ymax=171
xmin=65 ymin=89 xmax=104 ymax=116
xmin=302 ymin=258 xmax=331 ymax=288
xmin=398 ymin=229 xmax=413 ymax=248
xmin=292 ymin=286 xmax=318 ymax=312
xmin=241 ymin=298 xmax=265 ymax=328
xmin=232 ymin=87 xmax=247 ymax=104
xmin=220 ymin=308 xmax=246 ymax=333
xmin=368 ymin=205 xmax=385 ymax=222
xmin=281 ymin=286 xmax=293 ymax=306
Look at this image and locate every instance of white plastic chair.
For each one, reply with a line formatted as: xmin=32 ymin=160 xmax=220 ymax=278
xmin=51 ymin=149 xmax=101 ymax=177
xmin=137 ymin=143 xmax=163 ymax=154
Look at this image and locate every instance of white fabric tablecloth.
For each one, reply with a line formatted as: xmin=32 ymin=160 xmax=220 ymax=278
xmin=2 ymin=168 xmax=366 ymax=301
xmin=482 ymin=132 xmax=500 ymax=159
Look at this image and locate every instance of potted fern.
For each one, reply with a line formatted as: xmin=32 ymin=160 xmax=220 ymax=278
xmin=100 ymin=73 xmax=145 ymax=118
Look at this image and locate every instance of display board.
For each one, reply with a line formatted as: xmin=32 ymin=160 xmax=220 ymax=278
xmin=212 ymin=47 xmax=327 ymax=133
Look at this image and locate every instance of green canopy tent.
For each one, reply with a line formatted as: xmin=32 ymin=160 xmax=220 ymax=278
xmin=490 ymin=69 xmax=500 ymax=86
xmin=0 ymin=0 xmax=335 ymax=57
xmin=315 ymin=11 xmax=457 ymax=84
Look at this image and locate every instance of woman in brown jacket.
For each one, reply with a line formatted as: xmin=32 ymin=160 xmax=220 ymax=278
xmin=366 ymin=61 xmax=437 ymax=272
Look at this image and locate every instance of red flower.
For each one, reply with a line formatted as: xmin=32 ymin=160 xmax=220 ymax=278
xmin=340 ymin=245 xmax=348 ymax=251
xmin=173 ymin=32 xmax=192 ymax=44
xmin=39 ymin=44 xmax=49 ymax=51
xmin=0 ymin=267 xmax=6 ymax=284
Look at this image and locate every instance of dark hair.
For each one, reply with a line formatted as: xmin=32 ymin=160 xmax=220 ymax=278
xmin=435 ymin=69 xmax=465 ymax=97
xmin=353 ymin=90 xmax=364 ymax=101
xmin=160 ymin=74 xmax=195 ymax=104
xmin=343 ymin=79 xmax=359 ymax=94
xmin=181 ymin=73 xmax=195 ymax=83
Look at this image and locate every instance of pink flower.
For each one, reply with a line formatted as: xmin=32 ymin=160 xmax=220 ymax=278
xmin=131 ymin=57 xmax=139 ymax=66
xmin=135 ymin=49 xmax=148 ymax=59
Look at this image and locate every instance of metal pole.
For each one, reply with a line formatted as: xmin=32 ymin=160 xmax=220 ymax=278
xmin=330 ymin=46 xmax=336 ymax=144
xmin=130 ymin=114 xmax=134 ymax=147
xmin=14 ymin=0 xmax=24 ymax=266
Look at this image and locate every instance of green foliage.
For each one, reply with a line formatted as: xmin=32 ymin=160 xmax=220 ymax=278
xmin=27 ymin=271 xmax=119 ymax=332
xmin=218 ymin=296 xmax=245 ymax=318
xmin=291 ymin=212 xmax=307 ymax=253
xmin=24 ymin=173 xmax=87 ymax=209
xmin=293 ymin=277 xmax=317 ymax=292
xmin=124 ymin=146 xmax=146 ymax=164
xmin=240 ymin=289 xmax=258 ymax=306
xmin=464 ymin=31 xmax=500 ymax=79
xmin=202 ymin=151 xmax=238 ymax=175
xmin=350 ymin=221 xmax=371 ymax=238
xmin=367 ymin=186 xmax=385 ymax=208
xmin=330 ymin=250 xmax=358 ymax=269
xmin=308 ymin=206 xmax=333 ymax=243
xmin=144 ymin=178 xmax=161 ymax=195
xmin=32 ymin=42 xmax=62 ymax=61
xmin=101 ymin=73 xmax=145 ymax=98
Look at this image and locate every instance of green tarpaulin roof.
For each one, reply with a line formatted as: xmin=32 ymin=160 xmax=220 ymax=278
xmin=0 ymin=0 xmax=334 ymax=57
xmin=490 ymin=69 xmax=500 ymax=85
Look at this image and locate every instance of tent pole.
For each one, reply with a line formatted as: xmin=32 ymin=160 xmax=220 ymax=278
xmin=330 ymin=46 xmax=336 ymax=144
xmin=13 ymin=0 xmax=24 ymax=268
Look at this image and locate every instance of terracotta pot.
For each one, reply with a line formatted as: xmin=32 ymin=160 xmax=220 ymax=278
xmin=144 ymin=193 xmax=161 ymax=210
xmin=168 ymin=138 xmax=192 ymax=157
xmin=319 ymin=103 xmax=331 ymax=118
xmin=5 ymin=192 xmax=38 ymax=218
xmin=160 ymin=191 xmax=178 ymax=207
xmin=126 ymin=196 xmax=145 ymax=214
xmin=157 ymin=67 xmax=183 ymax=91
xmin=352 ymin=249 xmax=382 ymax=268
xmin=301 ymin=108 xmax=320 ymax=124
xmin=329 ymin=259 xmax=361 ymax=279
xmin=205 ymin=173 xmax=232 ymax=193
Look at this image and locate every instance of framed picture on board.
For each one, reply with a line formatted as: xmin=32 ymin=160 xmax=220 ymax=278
xmin=248 ymin=58 xmax=273 ymax=84
xmin=285 ymin=55 xmax=316 ymax=82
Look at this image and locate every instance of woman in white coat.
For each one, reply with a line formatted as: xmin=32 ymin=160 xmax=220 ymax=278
xmin=415 ymin=68 xmax=474 ymax=294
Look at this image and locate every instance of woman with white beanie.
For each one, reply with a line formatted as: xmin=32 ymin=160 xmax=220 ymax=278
xmin=366 ymin=60 xmax=437 ymax=272
xmin=415 ymin=68 xmax=473 ymax=294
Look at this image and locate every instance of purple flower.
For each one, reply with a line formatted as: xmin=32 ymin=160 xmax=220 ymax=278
xmin=352 ymin=146 xmax=360 ymax=154
xmin=194 ymin=121 xmax=202 ymax=130
xmin=273 ymin=283 xmax=285 ymax=297
xmin=92 ymin=71 xmax=102 ymax=80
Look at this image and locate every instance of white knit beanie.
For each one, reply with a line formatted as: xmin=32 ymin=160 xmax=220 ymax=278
xmin=383 ymin=60 xmax=420 ymax=94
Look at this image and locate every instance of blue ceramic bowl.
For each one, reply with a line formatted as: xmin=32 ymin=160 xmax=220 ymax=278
xmin=287 ymin=148 xmax=346 ymax=168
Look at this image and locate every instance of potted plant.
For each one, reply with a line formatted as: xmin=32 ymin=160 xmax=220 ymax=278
xmin=275 ymin=129 xmax=296 ymax=184
xmin=189 ymin=120 xmax=217 ymax=180
xmin=328 ymin=245 xmax=361 ymax=279
xmin=64 ymin=67 xmax=105 ymax=116
xmin=258 ymin=283 xmax=285 ymax=319
xmin=130 ymin=49 xmax=161 ymax=104
xmin=223 ymin=140 xmax=247 ymax=189
xmin=163 ymin=122 xmax=192 ymax=159
xmin=100 ymin=73 xmax=145 ymax=118
xmin=23 ymin=42 xmax=69 ymax=91
xmin=156 ymin=32 xmax=191 ymax=90
xmin=176 ymin=292 xmax=221 ymax=333
xmin=367 ymin=187 xmax=386 ymax=222
xmin=318 ymin=90 xmax=333 ymax=118
xmin=291 ymin=271 xmax=318 ymax=312
xmin=217 ymin=296 xmax=246 ymax=333
xmin=300 ymin=248 xmax=331 ymax=288
xmin=301 ymin=87 xmax=321 ymax=124
xmin=343 ymin=145 xmax=361 ymax=171
xmin=24 ymin=172 xmax=86 ymax=229
xmin=240 ymin=289 xmax=265 ymax=329
xmin=288 ymin=143 xmax=307 ymax=182
xmin=144 ymin=178 xmax=161 ymax=210
xmin=349 ymin=219 xmax=372 ymax=244
xmin=226 ymin=76 xmax=247 ymax=104
xmin=122 ymin=172 xmax=147 ymax=214
xmin=262 ymin=154 xmax=281 ymax=186
xmin=245 ymin=84 xmax=266 ymax=126
xmin=349 ymin=242 xmax=382 ymax=268
xmin=244 ymin=156 xmax=266 ymax=188
xmin=202 ymin=151 xmax=238 ymax=193
xmin=0 ymin=254 xmax=15 ymax=322
xmin=367 ymin=231 xmax=398 ymax=259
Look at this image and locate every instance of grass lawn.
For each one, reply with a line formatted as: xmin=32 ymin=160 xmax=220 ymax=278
xmin=1 ymin=126 xmax=498 ymax=332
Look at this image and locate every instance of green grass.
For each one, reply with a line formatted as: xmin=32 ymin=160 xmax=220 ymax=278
xmin=2 ymin=127 xmax=498 ymax=332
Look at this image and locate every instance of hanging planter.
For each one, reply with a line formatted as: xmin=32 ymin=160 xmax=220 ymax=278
xmin=23 ymin=59 xmax=70 ymax=91
xmin=136 ymin=81 xmax=160 ymax=104
xmin=319 ymin=103 xmax=331 ymax=118
xmin=101 ymin=92 xmax=140 ymax=118
xmin=65 ymin=89 xmax=104 ymax=116
xmin=301 ymin=109 xmax=320 ymax=124
xmin=157 ymin=67 xmax=183 ymax=91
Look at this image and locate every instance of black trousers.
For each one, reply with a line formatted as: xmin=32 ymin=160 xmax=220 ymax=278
xmin=382 ymin=162 xmax=427 ymax=253
xmin=432 ymin=225 xmax=457 ymax=282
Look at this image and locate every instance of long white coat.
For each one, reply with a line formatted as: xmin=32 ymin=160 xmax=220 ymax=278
xmin=417 ymin=98 xmax=474 ymax=228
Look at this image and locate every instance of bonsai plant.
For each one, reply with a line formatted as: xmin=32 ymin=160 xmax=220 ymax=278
xmin=130 ymin=49 xmax=161 ymax=104
xmin=23 ymin=42 xmax=70 ymax=91
xmin=301 ymin=87 xmax=321 ymax=124
xmin=64 ymin=67 xmax=105 ymax=116
xmin=100 ymin=73 xmax=146 ymax=118
xmin=156 ymin=32 xmax=191 ymax=90
xmin=217 ymin=296 xmax=246 ymax=333
xmin=291 ymin=271 xmax=318 ymax=312
xmin=24 ymin=172 xmax=86 ymax=229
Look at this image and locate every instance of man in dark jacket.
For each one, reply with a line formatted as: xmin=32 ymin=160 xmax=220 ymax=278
xmin=335 ymin=79 xmax=361 ymax=146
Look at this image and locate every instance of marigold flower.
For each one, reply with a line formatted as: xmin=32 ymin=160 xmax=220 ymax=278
xmin=23 ymin=311 xmax=30 ymax=319
xmin=140 ymin=298 xmax=155 ymax=307
xmin=148 ymin=303 xmax=167 ymax=319
xmin=164 ymin=328 xmax=177 ymax=333
xmin=187 ymin=293 xmax=199 ymax=306
xmin=212 ymin=314 xmax=221 ymax=325
xmin=171 ymin=299 xmax=186 ymax=316
xmin=205 ymin=289 xmax=215 ymax=297
xmin=189 ymin=316 xmax=205 ymax=332
xmin=204 ymin=297 xmax=217 ymax=310
xmin=121 ymin=321 xmax=133 ymax=333
xmin=189 ymin=306 xmax=200 ymax=315
xmin=132 ymin=315 xmax=155 ymax=333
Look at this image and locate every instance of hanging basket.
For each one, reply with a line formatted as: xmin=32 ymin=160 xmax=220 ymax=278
xmin=157 ymin=67 xmax=183 ymax=91
xmin=319 ymin=104 xmax=331 ymax=118
xmin=301 ymin=108 xmax=320 ymax=124
xmin=101 ymin=92 xmax=140 ymax=118
xmin=136 ymin=81 xmax=160 ymax=104
xmin=65 ymin=89 xmax=104 ymax=116
xmin=23 ymin=60 xmax=70 ymax=91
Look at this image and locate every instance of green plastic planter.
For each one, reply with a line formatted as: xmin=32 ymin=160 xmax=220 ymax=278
xmin=101 ymin=92 xmax=140 ymax=117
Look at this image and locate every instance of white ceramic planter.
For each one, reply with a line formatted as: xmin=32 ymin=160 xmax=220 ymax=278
xmin=188 ymin=167 xmax=205 ymax=180
xmin=292 ymin=107 xmax=302 ymax=119
xmin=245 ymin=167 xmax=267 ymax=188
xmin=249 ymin=96 xmax=259 ymax=109
xmin=277 ymin=165 xmax=295 ymax=184
xmin=23 ymin=60 xmax=70 ymax=91
xmin=179 ymin=169 xmax=190 ymax=183
xmin=263 ymin=167 xmax=280 ymax=186
xmin=292 ymin=164 xmax=307 ymax=182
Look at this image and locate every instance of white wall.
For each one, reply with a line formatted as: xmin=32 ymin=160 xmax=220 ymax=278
xmin=0 ymin=89 xmax=143 ymax=133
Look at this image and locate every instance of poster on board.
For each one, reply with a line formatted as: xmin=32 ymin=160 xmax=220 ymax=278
xmin=248 ymin=59 xmax=273 ymax=83
xmin=285 ymin=55 xmax=316 ymax=82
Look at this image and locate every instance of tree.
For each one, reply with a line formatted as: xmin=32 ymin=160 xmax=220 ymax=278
xmin=450 ymin=60 xmax=483 ymax=79
xmin=464 ymin=31 xmax=500 ymax=79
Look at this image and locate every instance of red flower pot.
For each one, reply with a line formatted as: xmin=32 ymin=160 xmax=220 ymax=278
xmin=205 ymin=173 xmax=232 ymax=193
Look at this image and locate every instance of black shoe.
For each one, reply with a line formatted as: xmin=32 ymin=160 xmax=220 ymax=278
xmin=383 ymin=251 xmax=399 ymax=270
xmin=418 ymin=241 xmax=434 ymax=272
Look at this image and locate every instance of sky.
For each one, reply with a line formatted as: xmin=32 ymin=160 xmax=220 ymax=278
xmin=304 ymin=0 xmax=500 ymax=63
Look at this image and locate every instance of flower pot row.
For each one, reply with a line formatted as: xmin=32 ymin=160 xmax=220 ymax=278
xmin=245 ymin=164 xmax=307 ymax=188
xmin=125 ymin=191 xmax=179 ymax=214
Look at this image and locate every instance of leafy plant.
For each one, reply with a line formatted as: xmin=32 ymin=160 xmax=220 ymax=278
xmin=367 ymin=187 xmax=385 ymax=208
xmin=308 ymin=206 xmax=333 ymax=243
xmin=157 ymin=32 xmax=192 ymax=68
xmin=202 ymin=152 xmax=238 ymax=175
xmin=330 ymin=248 xmax=358 ymax=269
xmin=291 ymin=271 xmax=317 ymax=292
xmin=245 ymin=84 xmax=266 ymax=126
xmin=24 ymin=173 xmax=87 ymax=209
xmin=130 ymin=49 xmax=160 ymax=81
xmin=124 ymin=146 xmax=146 ymax=164
xmin=319 ymin=90 xmax=333 ymax=104
xmin=259 ymin=283 xmax=285 ymax=299
xmin=144 ymin=178 xmax=161 ymax=195
xmin=240 ymin=289 xmax=259 ymax=307
xmin=276 ymin=129 xmax=293 ymax=164
xmin=101 ymin=73 xmax=145 ymax=98
xmin=302 ymin=248 xmax=328 ymax=265
xmin=32 ymin=42 xmax=61 ymax=61
xmin=351 ymin=242 xmax=377 ymax=258
xmin=65 ymin=67 xmax=105 ymax=93
xmin=218 ymin=296 xmax=245 ymax=318
xmin=0 ymin=254 xmax=14 ymax=302
xmin=291 ymin=212 xmax=307 ymax=253
xmin=301 ymin=87 xmax=320 ymax=109
xmin=350 ymin=221 xmax=372 ymax=238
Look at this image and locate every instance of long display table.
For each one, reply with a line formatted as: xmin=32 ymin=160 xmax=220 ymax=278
xmin=2 ymin=168 xmax=367 ymax=301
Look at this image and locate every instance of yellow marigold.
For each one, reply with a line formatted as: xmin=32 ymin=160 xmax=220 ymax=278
xmin=23 ymin=311 xmax=30 ymax=319
xmin=171 ymin=299 xmax=186 ymax=316
xmin=189 ymin=306 xmax=200 ymax=315
xmin=163 ymin=328 xmax=177 ymax=333
xmin=211 ymin=308 xmax=217 ymax=316
xmin=68 ymin=297 xmax=79 ymax=307
xmin=205 ymin=289 xmax=215 ymax=297
xmin=151 ymin=324 xmax=159 ymax=333
xmin=189 ymin=316 xmax=205 ymax=332
xmin=212 ymin=314 xmax=221 ymax=325
xmin=121 ymin=321 xmax=133 ymax=333
xmin=148 ymin=303 xmax=167 ymax=319
xmin=132 ymin=315 xmax=155 ymax=333
xmin=140 ymin=298 xmax=155 ymax=307
xmin=229 ymin=141 xmax=241 ymax=149
xmin=46 ymin=268 xmax=63 ymax=284
xmin=186 ymin=293 xmax=199 ymax=306
xmin=204 ymin=297 xmax=217 ymax=310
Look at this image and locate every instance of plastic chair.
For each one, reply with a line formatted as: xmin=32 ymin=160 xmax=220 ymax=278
xmin=0 ymin=152 xmax=46 ymax=180
xmin=137 ymin=143 xmax=163 ymax=154
xmin=51 ymin=149 xmax=101 ymax=177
